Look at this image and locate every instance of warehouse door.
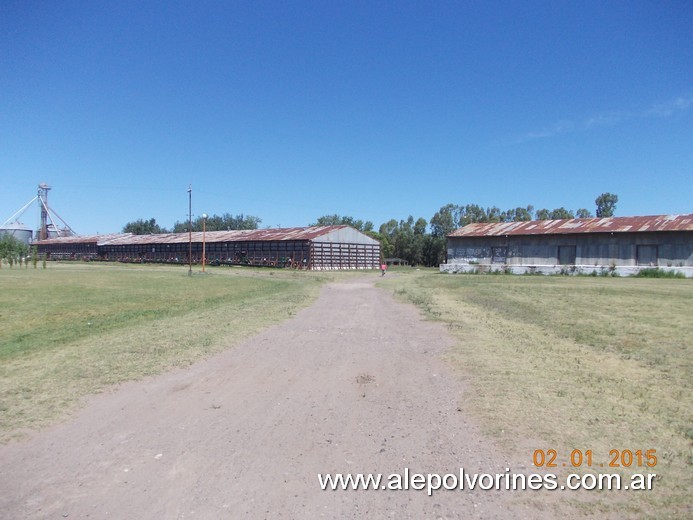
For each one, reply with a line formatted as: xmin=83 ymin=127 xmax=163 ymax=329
xmin=636 ymin=245 xmax=658 ymax=266
xmin=558 ymin=245 xmax=576 ymax=265
xmin=491 ymin=247 xmax=507 ymax=263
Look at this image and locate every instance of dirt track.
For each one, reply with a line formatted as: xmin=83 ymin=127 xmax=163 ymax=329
xmin=0 ymin=278 xmax=564 ymax=519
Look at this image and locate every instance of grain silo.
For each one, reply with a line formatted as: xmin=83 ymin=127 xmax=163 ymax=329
xmin=3 ymin=183 xmax=76 ymax=243
xmin=0 ymin=221 xmax=33 ymax=245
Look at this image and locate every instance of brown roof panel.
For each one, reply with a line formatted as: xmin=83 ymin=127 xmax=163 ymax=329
xmin=33 ymin=233 xmax=132 ymax=245
xmin=448 ymin=214 xmax=693 ymax=237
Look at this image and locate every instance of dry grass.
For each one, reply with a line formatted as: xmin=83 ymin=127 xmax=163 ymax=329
xmin=380 ymin=270 xmax=692 ymax=519
xmin=0 ymin=262 xmax=327 ymax=441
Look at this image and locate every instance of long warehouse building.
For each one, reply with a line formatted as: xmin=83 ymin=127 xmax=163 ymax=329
xmin=34 ymin=225 xmax=381 ymax=270
xmin=441 ymin=214 xmax=693 ymax=276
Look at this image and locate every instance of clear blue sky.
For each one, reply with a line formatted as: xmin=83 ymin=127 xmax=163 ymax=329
xmin=1 ymin=1 xmax=691 ymax=234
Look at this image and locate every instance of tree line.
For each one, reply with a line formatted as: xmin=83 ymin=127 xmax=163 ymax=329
xmin=122 ymin=192 xmax=618 ymax=268
xmin=122 ymin=213 xmax=262 ymax=235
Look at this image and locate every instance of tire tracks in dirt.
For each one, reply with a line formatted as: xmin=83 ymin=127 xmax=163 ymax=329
xmin=0 ymin=278 xmax=569 ymax=519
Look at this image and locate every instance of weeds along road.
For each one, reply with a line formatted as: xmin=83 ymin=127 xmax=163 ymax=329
xmin=1 ymin=278 xmax=572 ymax=519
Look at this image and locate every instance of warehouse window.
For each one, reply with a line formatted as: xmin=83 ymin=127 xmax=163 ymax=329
xmin=491 ymin=247 xmax=507 ymax=263
xmin=558 ymin=245 xmax=576 ymax=265
xmin=637 ymin=245 xmax=658 ymax=266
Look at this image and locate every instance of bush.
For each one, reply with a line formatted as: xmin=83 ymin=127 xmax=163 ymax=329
xmin=637 ymin=268 xmax=685 ymax=279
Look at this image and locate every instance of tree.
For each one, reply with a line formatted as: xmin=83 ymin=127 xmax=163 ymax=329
xmin=430 ymin=204 xmax=457 ymax=237
xmin=411 ymin=217 xmax=428 ymax=266
xmin=422 ymin=234 xmax=446 ymax=266
xmin=513 ymin=205 xmax=534 ymax=221
xmin=595 ymin=193 xmax=618 ymax=218
xmin=172 ymin=213 xmax=261 ymax=233
xmin=428 ymin=204 xmax=463 ymax=265
xmin=206 ymin=213 xmax=261 ymax=231
xmin=378 ymin=219 xmax=399 ymax=259
xmin=0 ymin=234 xmax=29 ymax=267
xmin=122 ymin=218 xmax=167 ymax=235
xmin=311 ymin=215 xmax=373 ymax=232
xmin=575 ymin=208 xmax=593 ymax=218
xmin=459 ymin=204 xmax=488 ymax=225
xmin=413 ymin=217 xmax=427 ymax=236
xmin=378 ymin=216 xmax=429 ymax=265
xmin=535 ymin=208 xmax=550 ymax=220
xmin=394 ymin=216 xmax=415 ymax=263
xmin=486 ymin=206 xmax=503 ymax=223
xmin=549 ymin=207 xmax=575 ymax=220
xmin=379 ymin=219 xmax=398 ymax=239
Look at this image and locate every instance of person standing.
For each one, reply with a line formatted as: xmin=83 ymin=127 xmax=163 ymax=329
xmin=380 ymin=262 xmax=387 ymax=276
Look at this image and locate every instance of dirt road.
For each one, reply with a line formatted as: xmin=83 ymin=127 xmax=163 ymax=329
xmin=0 ymin=279 xmax=561 ymax=519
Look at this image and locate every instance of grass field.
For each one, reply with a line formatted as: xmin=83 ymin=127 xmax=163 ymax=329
xmin=0 ymin=262 xmax=326 ymax=441
xmin=379 ymin=269 xmax=692 ymax=519
xmin=2 ymin=263 xmax=691 ymax=517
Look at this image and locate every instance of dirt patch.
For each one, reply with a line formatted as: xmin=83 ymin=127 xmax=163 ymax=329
xmin=0 ymin=277 xmax=577 ymax=519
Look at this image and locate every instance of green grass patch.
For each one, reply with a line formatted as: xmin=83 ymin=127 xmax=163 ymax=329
xmin=636 ymin=268 xmax=686 ymax=279
xmin=0 ymin=262 xmax=327 ymax=440
xmin=379 ymin=271 xmax=692 ymax=519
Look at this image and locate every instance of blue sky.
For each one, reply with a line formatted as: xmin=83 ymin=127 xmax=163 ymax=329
xmin=1 ymin=0 xmax=691 ymax=234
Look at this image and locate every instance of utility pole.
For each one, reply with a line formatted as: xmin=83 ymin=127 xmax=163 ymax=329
xmin=188 ymin=185 xmax=192 ymax=276
xmin=201 ymin=213 xmax=208 ymax=273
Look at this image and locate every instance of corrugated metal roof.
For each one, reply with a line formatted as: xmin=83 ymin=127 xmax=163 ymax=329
xmin=102 ymin=226 xmax=350 ymax=245
xmin=448 ymin=214 xmax=693 ymax=237
xmin=34 ymin=226 xmax=354 ymax=246
xmin=33 ymin=233 xmax=132 ymax=245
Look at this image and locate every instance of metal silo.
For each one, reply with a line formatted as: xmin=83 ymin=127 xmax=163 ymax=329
xmin=0 ymin=221 xmax=33 ymax=245
xmin=45 ymin=224 xmax=60 ymax=239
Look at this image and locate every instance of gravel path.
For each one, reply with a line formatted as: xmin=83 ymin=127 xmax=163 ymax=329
xmin=0 ymin=278 xmax=565 ymax=519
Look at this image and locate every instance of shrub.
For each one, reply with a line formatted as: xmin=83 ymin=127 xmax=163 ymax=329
xmin=637 ymin=268 xmax=685 ymax=279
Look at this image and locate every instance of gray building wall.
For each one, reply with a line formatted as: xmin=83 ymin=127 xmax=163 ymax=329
xmin=447 ymin=231 xmax=693 ymax=267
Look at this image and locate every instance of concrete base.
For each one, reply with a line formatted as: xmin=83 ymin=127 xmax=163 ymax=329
xmin=440 ymin=263 xmax=693 ymax=278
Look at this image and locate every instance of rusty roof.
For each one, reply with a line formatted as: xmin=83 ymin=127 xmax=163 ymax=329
xmin=33 ymin=233 xmax=132 ymax=245
xmin=34 ymin=226 xmax=352 ymax=246
xmin=448 ymin=214 xmax=693 ymax=237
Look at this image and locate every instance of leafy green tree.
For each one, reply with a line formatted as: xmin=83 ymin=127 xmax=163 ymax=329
xmin=430 ymin=204 xmax=458 ymax=237
xmin=427 ymin=205 xmax=459 ymax=265
xmin=575 ymin=208 xmax=593 ymax=218
xmin=535 ymin=208 xmax=550 ymax=220
xmin=422 ymin=234 xmax=447 ymax=266
xmin=311 ymin=215 xmax=373 ymax=232
xmin=0 ymin=234 xmax=29 ymax=267
xmin=379 ymin=219 xmax=399 ymax=241
xmin=379 ymin=216 xmax=428 ymax=265
xmin=311 ymin=214 xmax=342 ymax=226
xmin=378 ymin=234 xmax=395 ymax=259
xmin=486 ymin=206 xmax=503 ymax=222
xmin=172 ymin=213 xmax=261 ymax=232
xmin=410 ymin=217 xmax=428 ymax=266
xmin=459 ymin=204 xmax=488 ymax=225
xmin=595 ymin=192 xmax=618 ymax=218
xmin=205 ymin=213 xmax=261 ymax=231
xmin=511 ymin=205 xmax=534 ymax=221
xmin=394 ymin=216 xmax=415 ymax=263
xmin=122 ymin=218 xmax=167 ymax=234
xmin=549 ymin=207 xmax=575 ymax=220
xmin=413 ymin=217 xmax=427 ymax=236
